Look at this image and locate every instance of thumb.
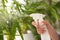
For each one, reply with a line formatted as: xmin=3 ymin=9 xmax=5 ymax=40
xmin=32 ymin=21 xmax=37 ymax=27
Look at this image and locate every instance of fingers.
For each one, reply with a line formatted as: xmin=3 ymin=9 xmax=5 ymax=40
xmin=42 ymin=20 xmax=52 ymax=28
xmin=32 ymin=21 xmax=37 ymax=28
xmin=42 ymin=20 xmax=49 ymax=25
xmin=32 ymin=21 xmax=46 ymax=34
xmin=37 ymin=27 xmax=46 ymax=34
xmin=32 ymin=21 xmax=42 ymax=29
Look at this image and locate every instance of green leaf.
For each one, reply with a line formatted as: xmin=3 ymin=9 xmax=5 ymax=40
xmin=49 ymin=7 xmax=59 ymax=20
xmin=0 ymin=35 xmax=3 ymax=40
xmin=24 ymin=1 xmax=48 ymax=14
xmin=0 ymin=26 xmax=3 ymax=40
xmin=2 ymin=0 xmax=5 ymax=8
xmin=13 ymin=0 xmax=21 ymax=12
xmin=17 ymin=22 xmax=24 ymax=40
xmin=9 ymin=20 xmax=17 ymax=40
xmin=5 ymin=0 xmax=8 ymax=2
xmin=55 ymin=2 xmax=60 ymax=8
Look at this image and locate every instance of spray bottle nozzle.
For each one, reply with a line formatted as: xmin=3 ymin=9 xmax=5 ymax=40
xmin=30 ymin=13 xmax=45 ymax=22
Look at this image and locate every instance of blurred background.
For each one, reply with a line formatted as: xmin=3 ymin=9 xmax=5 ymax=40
xmin=0 ymin=0 xmax=60 ymax=40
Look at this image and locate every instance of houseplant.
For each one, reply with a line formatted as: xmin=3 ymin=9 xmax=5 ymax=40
xmin=0 ymin=0 xmax=60 ymax=40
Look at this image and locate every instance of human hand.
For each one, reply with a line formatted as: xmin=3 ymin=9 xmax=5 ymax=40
xmin=32 ymin=20 xmax=60 ymax=40
xmin=32 ymin=20 xmax=51 ymax=34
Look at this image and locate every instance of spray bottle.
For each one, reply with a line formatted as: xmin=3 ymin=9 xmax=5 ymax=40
xmin=30 ymin=13 xmax=51 ymax=40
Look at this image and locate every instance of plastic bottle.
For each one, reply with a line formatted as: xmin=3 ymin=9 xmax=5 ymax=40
xmin=30 ymin=13 xmax=51 ymax=40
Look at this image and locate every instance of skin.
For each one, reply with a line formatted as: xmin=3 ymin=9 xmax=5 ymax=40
xmin=32 ymin=20 xmax=59 ymax=40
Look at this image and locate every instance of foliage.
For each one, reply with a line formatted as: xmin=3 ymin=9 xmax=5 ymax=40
xmin=0 ymin=0 xmax=60 ymax=40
